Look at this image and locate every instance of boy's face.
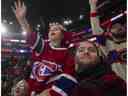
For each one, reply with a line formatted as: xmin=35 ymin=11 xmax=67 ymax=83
xmin=48 ymin=23 xmax=64 ymax=41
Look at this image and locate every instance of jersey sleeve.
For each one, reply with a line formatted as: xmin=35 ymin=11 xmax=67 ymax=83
xmin=27 ymin=32 xmax=45 ymax=53
xmin=63 ymin=51 xmax=75 ymax=76
xmin=50 ymin=73 xmax=78 ymax=96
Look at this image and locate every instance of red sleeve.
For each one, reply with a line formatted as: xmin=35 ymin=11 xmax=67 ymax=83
xmin=63 ymin=51 xmax=75 ymax=76
xmin=27 ymin=32 xmax=45 ymax=53
xmin=27 ymin=32 xmax=38 ymax=47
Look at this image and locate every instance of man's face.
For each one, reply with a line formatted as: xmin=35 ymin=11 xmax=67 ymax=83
xmin=75 ymin=41 xmax=100 ymax=70
xmin=48 ymin=23 xmax=63 ymax=41
xmin=110 ymin=23 xmax=125 ymax=37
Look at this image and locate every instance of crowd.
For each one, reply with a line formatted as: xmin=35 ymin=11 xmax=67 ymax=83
xmin=2 ymin=0 xmax=126 ymax=96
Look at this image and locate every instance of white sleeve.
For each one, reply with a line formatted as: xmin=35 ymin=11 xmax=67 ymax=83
xmin=90 ymin=16 xmax=104 ymax=35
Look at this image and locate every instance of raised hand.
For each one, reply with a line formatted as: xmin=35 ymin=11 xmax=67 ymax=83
xmin=89 ymin=0 xmax=98 ymax=11
xmin=12 ymin=0 xmax=27 ymax=21
xmin=12 ymin=0 xmax=32 ymax=33
xmin=89 ymin=0 xmax=98 ymax=5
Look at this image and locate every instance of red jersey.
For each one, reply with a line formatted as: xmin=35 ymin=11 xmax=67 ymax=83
xmin=26 ymin=32 xmax=76 ymax=96
xmin=30 ymin=40 xmax=75 ymax=82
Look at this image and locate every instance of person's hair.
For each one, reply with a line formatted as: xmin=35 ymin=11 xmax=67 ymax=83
xmin=93 ymin=43 xmax=106 ymax=63
xmin=49 ymin=22 xmax=66 ymax=32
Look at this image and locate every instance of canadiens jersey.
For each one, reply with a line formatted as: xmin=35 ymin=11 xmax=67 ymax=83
xmin=27 ymin=32 xmax=75 ymax=83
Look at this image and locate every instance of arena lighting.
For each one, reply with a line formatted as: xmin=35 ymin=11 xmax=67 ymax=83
xmin=19 ymin=49 xmax=26 ymax=53
xmin=9 ymin=22 xmax=13 ymax=25
xmin=19 ymin=49 xmax=31 ymax=53
xmin=22 ymin=31 xmax=27 ymax=35
xmin=10 ymin=39 xmax=20 ymax=42
xmin=2 ymin=38 xmax=26 ymax=43
xmin=11 ymin=39 xmax=27 ymax=43
xmin=68 ymin=20 xmax=72 ymax=24
xmin=20 ymin=40 xmax=26 ymax=43
xmin=79 ymin=15 xmax=84 ymax=20
xmin=64 ymin=19 xmax=72 ymax=25
xmin=37 ymin=24 xmax=41 ymax=27
xmin=64 ymin=20 xmax=69 ymax=25
xmin=1 ymin=24 xmax=7 ymax=34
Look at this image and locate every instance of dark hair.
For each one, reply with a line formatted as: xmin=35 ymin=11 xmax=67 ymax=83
xmin=47 ymin=16 xmax=63 ymax=24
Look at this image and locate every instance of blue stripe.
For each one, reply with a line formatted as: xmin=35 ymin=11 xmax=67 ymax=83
xmin=96 ymin=35 xmax=106 ymax=46
xmin=109 ymin=50 xmax=119 ymax=62
xmin=54 ymin=76 xmax=77 ymax=95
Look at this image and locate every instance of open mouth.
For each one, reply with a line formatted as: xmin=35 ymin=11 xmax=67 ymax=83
xmin=51 ymin=32 xmax=56 ymax=36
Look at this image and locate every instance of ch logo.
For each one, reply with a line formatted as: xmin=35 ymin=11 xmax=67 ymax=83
xmin=31 ymin=61 xmax=58 ymax=82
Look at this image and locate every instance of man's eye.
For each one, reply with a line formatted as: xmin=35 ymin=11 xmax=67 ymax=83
xmin=78 ymin=49 xmax=84 ymax=52
xmin=88 ymin=47 xmax=97 ymax=52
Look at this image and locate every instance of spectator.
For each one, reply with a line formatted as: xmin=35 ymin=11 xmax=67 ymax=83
xmin=12 ymin=0 xmax=76 ymax=96
xmin=89 ymin=0 xmax=126 ymax=80
xmin=72 ymin=41 xmax=126 ymax=96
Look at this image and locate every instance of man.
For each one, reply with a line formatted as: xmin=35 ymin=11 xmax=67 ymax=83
xmin=72 ymin=40 xmax=126 ymax=96
xmin=89 ymin=0 xmax=126 ymax=80
xmin=12 ymin=0 xmax=77 ymax=96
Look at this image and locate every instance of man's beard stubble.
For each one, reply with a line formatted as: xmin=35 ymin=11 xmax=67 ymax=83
xmin=75 ymin=57 xmax=100 ymax=73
